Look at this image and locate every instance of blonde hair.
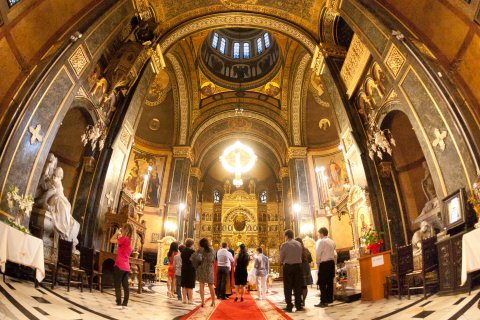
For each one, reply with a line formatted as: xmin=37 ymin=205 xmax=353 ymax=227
xmin=123 ymin=223 xmax=134 ymax=238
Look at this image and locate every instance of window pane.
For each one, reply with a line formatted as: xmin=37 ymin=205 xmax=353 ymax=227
xmin=214 ymin=191 xmax=220 ymax=204
xmin=7 ymin=0 xmax=21 ymax=7
xmin=264 ymin=33 xmax=270 ymax=48
xmin=212 ymin=33 xmax=219 ymax=49
xmin=243 ymin=43 xmax=250 ymax=58
xmin=219 ymin=38 xmax=226 ymax=54
xmin=260 ymin=191 xmax=267 ymax=203
xmin=233 ymin=42 xmax=240 ymax=58
xmin=257 ymin=38 xmax=263 ymax=54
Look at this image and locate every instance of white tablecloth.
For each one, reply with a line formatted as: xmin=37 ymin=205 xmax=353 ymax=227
xmin=461 ymin=228 xmax=480 ymax=285
xmin=0 ymin=222 xmax=45 ymax=282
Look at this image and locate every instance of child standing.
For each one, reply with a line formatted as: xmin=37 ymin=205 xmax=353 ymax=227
xmin=110 ymin=223 xmax=133 ymax=310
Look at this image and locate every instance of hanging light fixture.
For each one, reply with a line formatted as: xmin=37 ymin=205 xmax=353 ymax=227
xmin=220 ymin=141 xmax=257 ymax=187
xmin=367 ymin=124 xmax=396 ymax=160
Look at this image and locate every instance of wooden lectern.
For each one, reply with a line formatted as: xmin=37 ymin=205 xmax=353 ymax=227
xmin=359 ymin=251 xmax=391 ymax=301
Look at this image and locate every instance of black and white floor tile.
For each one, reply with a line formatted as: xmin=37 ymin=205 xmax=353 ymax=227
xmin=0 ymin=276 xmax=479 ymax=320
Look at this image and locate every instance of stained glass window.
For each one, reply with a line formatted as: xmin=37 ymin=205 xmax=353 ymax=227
xmin=264 ymin=33 xmax=270 ymax=48
xmin=7 ymin=0 xmax=21 ymax=7
xmin=212 ymin=33 xmax=219 ymax=49
xmin=260 ymin=191 xmax=267 ymax=203
xmin=257 ymin=38 xmax=263 ymax=54
xmin=219 ymin=38 xmax=226 ymax=54
xmin=233 ymin=42 xmax=240 ymax=58
xmin=214 ymin=191 xmax=220 ymax=204
xmin=243 ymin=42 xmax=250 ymax=58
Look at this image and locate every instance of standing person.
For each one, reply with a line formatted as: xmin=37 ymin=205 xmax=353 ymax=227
xmin=234 ymin=244 xmax=249 ymax=302
xmin=254 ymin=247 xmax=269 ymax=301
xmin=280 ymin=229 xmax=304 ymax=312
xmin=174 ymin=244 xmax=185 ymax=301
xmin=167 ymin=242 xmax=179 ymax=298
xmin=110 ymin=223 xmax=134 ymax=310
xmin=196 ymin=238 xmax=216 ymax=307
xmin=296 ymin=237 xmax=313 ymax=306
xmin=216 ymin=242 xmax=234 ymax=300
xmin=315 ymin=227 xmax=336 ymax=308
xmin=181 ymin=238 xmax=196 ymax=304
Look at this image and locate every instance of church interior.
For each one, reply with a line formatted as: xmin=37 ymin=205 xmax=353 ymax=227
xmin=1 ymin=0 xmax=480 ymax=319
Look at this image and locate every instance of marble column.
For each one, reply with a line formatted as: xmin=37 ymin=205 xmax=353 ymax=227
xmin=187 ymin=167 xmax=201 ymax=239
xmin=165 ymin=146 xmax=192 ymax=241
xmin=287 ymin=147 xmax=312 ymax=237
xmin=279 ymin=167 xmax=292 ymax=231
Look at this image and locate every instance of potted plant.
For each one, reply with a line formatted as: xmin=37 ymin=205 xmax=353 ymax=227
xmin=361 ymin=226 xmax=384 ymax=254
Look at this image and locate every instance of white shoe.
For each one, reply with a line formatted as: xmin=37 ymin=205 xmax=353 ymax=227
xmin=112 ymin=305 xmax=123 ymax=310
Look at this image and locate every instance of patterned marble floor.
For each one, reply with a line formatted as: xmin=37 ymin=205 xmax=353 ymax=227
xmin=0 ymin=276 xmax=479 ymax=320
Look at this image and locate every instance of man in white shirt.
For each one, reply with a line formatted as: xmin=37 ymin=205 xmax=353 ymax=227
xmin=254 ymin=247 xmax=269 ymax=300
xmin=315 ymin=227 xmax=336 ymax=308
xmin=216 ymin=242 xmax=234 ymax=300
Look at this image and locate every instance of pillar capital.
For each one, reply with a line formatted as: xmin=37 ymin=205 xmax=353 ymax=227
xmin=286 ymin=147 xmax=308 ymax=162
xmin=172 ymin=146 xmax=194 ymax=162
xmin=279 ymin=167 xmax=290 ymax=179
xmin=190 ymin=167 xmax=202 ymax=179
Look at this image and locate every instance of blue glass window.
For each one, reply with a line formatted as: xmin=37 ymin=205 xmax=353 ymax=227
xmin=257 ymin=38 xmax=263 ymax=54
xmin=259 ymin=191 xmax=267 ymax=203
xmin=214 ymin=191 xmax=220 ymax=204
xmin=264 ymin=33 xmax=270 ymax=48
xmin=7 ymin=0 xmax=21 ymax=7
xmin=212 ymin=33 xmax=219 ymax=49
xmin=243 ymin=42 xmax=250 ymax=59
xmin=219 ymin=38 xmax=226 ymax=54
xmin=233 ymin=42 xmax=240 ymax=58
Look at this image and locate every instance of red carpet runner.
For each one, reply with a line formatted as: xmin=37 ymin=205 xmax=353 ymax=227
xmin=181 ymin=292 xmax=292 ymax=320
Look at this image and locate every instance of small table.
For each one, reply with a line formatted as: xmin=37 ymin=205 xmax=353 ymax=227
xmin=98 ymin=251 xmax=143 ymax=293
xmin=0 ymin=222 xmax=45 ymax=284
xmin=461 ymin=228 xmax=480 ymax=286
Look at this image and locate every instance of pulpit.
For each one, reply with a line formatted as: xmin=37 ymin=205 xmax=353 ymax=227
xmin=359 ymin=251 xmax=391 ymax=301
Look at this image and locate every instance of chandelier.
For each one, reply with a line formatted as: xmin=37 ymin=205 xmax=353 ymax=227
xmin=367 ymin=125 xmax=396 ymax=160
xmin=220 ymin=141 xmax=257 ymax=187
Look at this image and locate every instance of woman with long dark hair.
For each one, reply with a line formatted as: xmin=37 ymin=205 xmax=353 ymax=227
xmin=167 ymin=241 xmax=179 ymax=298
xmin=234 ymin=244 xmax=249 ymax=302
xmin=195 ymin=238 xmax=215 ymax=307
xmin=296 ymin=237 xmax=313 ymax=306
xmin=181 ymin=238 xmax=196 ymax=304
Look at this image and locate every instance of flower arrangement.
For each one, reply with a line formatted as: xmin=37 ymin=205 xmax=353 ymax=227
xmin=5 ymin=185 xmax=34 ymax=231
xmin=268 ymin=269 xmax=280 ymax=280
xmin=81 ymin=121 xmax=106 ymax=152
xmin=361 ymin=226 xmax=384 ymax=254
xmin=1 ymin=216 xmax=31 ymax=234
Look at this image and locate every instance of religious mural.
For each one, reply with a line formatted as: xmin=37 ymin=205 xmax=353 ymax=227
xmin=123 ymin=148 xmax=166 ymax=207
xmin=313 ymin=151 xmax=349 ymax=208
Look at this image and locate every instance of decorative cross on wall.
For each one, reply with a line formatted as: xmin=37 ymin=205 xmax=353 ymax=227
xmin=28 ymin=124 xmax=43 ymax=145
xmin=432 ymin=128 xmax=447 ymax=151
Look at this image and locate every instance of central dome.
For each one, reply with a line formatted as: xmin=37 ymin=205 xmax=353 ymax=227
xmin=200 ymin=28 xmax=281 ymax=90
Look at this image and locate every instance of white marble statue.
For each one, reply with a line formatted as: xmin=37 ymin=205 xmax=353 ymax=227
xmin=35 ymin=154 xmax=80 ymax=247
xmin=412 ymin=221 xmax=435 ymax=256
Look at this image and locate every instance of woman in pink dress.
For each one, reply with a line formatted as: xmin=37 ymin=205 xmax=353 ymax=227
xmin=110 ymin=223 xmax=133 ymax=309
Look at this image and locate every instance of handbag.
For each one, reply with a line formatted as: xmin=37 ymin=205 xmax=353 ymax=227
xmin=190 ymin=251 xmax=203 ymax=269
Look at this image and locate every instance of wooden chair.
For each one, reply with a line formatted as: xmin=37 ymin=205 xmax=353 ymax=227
xmin=142 ymin=262 xmax=156 ymax=284
xmin=385 ymin=244 xmax=413 ymax=299
xmin=53 ymin=239 xmax=85 ymax=292
xmin=406 ymin=236 xmax=439 ymax=299
xmin=80 ymin=246 xmax=102 ymax=292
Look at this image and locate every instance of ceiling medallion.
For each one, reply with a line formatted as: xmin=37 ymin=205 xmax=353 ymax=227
xmin=148 ymin=118 xmax=160 ymax=131
xmin=220 ymin=141 xmax=257 ymax=188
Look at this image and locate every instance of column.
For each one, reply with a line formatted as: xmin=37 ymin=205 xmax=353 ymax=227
xmin=187 ymin=167 xmax=201 ymax=239
xmin=279 ymin=167 xmax=292 ymax=231
xmin=165 ymin=146 xmax=193 ymax=241
xmin=287 ymin=147 xmax=312 ymax=237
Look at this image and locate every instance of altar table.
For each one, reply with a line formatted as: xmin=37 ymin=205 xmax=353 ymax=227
xmin=461 ymin=228 xmax=480 ymax=285
xmin=0 ymin=222 xmax=45 ymax=283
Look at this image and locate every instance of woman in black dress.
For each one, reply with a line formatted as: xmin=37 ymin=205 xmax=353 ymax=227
xmin=181 ymin=238 xmax=196 ymax=304
xmin=296 ymin=237 xmax=313 ymax=306
xmin=233 ymin=244 xmax=250 ymax=302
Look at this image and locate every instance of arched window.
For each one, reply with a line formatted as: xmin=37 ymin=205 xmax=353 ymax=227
xmin=219 ymin=38 xmax=226 ymax=54
xmin=256 ymin=38 xmax=263 ymax=54
xmin=243 ymin=42 xmax=250 ymax=59
xmin=214 ymin=190 xmax=221 ymax=204
xmin=212 ymin=32 xmax=219 ymax=49
xmin=264 ymin=33 xmax=270 ymax=48
xmin=259 ymin=191 xmax=267 ymax=203
xmin=233 ymin=42 xmax=240 ymax=58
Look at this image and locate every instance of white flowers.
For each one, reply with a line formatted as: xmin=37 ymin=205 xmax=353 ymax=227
xmin=81 ymin=121 xmax=106 ymax=152
xmin=7 ymin=185 xmax=34 ymax=218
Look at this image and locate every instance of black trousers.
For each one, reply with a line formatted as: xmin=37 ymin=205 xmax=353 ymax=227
xmin=114 ymin=266 xmax=130 ymax=306
xmin=217 ymin=266 xmax=229 ymax=298
xmin=283 ymin=263 xmax=303 ymax=309
xmin=318 ymin=260 xmax=335 ymax=304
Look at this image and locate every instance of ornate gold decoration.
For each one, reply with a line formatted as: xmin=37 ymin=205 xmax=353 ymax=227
xmin=159 ymin=14 xmax=317 ymax=54
xmin=340 ymin=34 xmax=371 ymax=98
xmin=167 ymin=54 xmax=189 ymax=145
xmin=279 ymin=167 xmax=289 ymax=179
xmin=310 ymin=46 xmax=325 ymax=76
xmin=149 ymin=44 xmax=166 ymax=74
xmin=68 ymin=45 xmax=89 ymax=78
xmin=219 ymin=0 xmax=258 ymax=8
xmin=326 ymin=0 xmax=340 ymax=11
xmin=223 ymin=190 xmax=257 ymax=202
xmin=287 ymin=147 xmax=307 ymax=162
xmin=386 ymin=89 xmax=398 ymax=102
xmin=319 ymin=118 xmax=331 ymax=131
xmin=148 ymin=118 xmax=160 ymax=131
xmin=233 ymin=214 xmax=246 ymax=231
xmin=378 ymin=161 xmax=393 ymax=178
xmin=145 ymin=69 xmax=171 ymax=107
xmin=292 ymin=54 xmax=311 ymax=146
xmin=75 ymin=87 xmax=88 ymax=98
xmin=190 ymin=167 xmax=202 ymax=179
xmin=173 ymin=146 xmax=194 ymax=162
xmin=385 ymin=44 xmax=405 ymax=78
